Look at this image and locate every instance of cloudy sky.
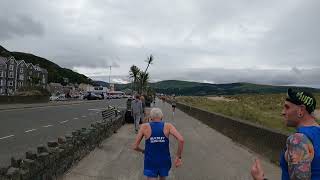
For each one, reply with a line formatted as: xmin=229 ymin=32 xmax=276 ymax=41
xmin=1 ymin=0 xmax=319 ymax=87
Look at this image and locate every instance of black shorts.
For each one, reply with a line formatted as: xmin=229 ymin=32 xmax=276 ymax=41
xmin=172 ymin=105 xmax=176 ymax=108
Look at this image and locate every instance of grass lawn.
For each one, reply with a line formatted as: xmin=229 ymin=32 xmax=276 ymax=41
xmin=177 ymin=93 xmax=320 ymax=133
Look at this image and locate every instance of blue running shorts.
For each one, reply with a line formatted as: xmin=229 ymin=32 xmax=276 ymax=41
xmin=144 ymin=168 xmax=170 ymax=177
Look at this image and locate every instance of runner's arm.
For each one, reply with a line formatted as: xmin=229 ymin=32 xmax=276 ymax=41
xmin=132 ymin=124 xmax=145 ymax=153
xmin=286 ymin=133 xmax=314 ymax=180
xmin=169 ymin=123 xmax=184 ymax=158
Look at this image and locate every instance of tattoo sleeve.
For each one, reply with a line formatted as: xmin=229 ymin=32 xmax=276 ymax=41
xmin=286 ymin=133 xmax=314 ymax=180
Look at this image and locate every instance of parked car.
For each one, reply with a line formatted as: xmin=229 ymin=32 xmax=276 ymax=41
xmin=49 ymin=96 xmax=58 ymax=101
xmin=83 ymin=92 xmax=103 ymax=100
xmin=50 ymin=94 xmax=66 ymax=101
xmin=57 ymin=95 xmax=66 ymax=101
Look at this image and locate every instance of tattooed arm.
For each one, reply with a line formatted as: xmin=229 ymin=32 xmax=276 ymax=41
xmin=286 ymin=133 xmax=314 ymax=180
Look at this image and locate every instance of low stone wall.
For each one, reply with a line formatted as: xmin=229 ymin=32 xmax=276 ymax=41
xmin=0 ymin=96 xmax=49 ymax=104
xmin=0 ymin=112 xmax=124 ymax=180
xmin=176 ymin=102 xmax=289 ymax=164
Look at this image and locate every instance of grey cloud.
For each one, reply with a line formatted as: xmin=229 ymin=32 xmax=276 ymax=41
xmin=151 ymin=67 xmax=320 ymax=86
xmin=291 ymin=67 xmax=302 ymax=75
xmin=53 ymin=54 xmax=112 ymax=68
xmin=1 ymin=0 xmax=320 ymax=88
xmin=90 ymin=75 xmax=130 ymax=84
xmin=258 ymin=1 xmax=320 ymax=67
xmin=0 ymin=15 xmax=44 ymax=40
xmin=87 ymin=67 xmax=320 ymax=89
xmin=112 ymin=61 xmax=120 ymax=68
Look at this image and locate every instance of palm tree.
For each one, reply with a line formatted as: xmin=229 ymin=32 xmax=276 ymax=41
xmin=137 ymin=71 xmax=149 ymax=94
xmin=144 ymin=54 xmax=154 ymax=74
xmin=129 ymin=65 xmax=140 ymax=92
xmin=135 ymin=54 xmax=154 ymax=93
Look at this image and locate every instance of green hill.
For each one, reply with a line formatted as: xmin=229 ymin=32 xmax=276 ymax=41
xmin=0 ymin=45 xmax=93 ymax=85
xmin=115 ymin=80 xmax=320 ymax=96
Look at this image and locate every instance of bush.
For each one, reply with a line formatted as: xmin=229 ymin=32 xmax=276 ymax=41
xmin=16 ymin=87 xmax=50 ymax=96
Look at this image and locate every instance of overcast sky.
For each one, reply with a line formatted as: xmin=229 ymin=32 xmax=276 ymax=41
xmin=1 ymin=0 xmax=319 ymax=87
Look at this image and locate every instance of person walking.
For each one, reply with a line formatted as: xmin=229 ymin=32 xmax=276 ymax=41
xmin=131 ymin=95 xmax=143 ymax=133
xmin=153 ymin=95 xmax=156 ymax=107
xmin=171 ymin=96 xmax=177 ymax=115
xmin=132 ymin=108 xmax=184 ymax=180
xmin=251 ymin=88 xmax=320 ymax=180
xmin=141 ymin=95 xmax=146 ymax=123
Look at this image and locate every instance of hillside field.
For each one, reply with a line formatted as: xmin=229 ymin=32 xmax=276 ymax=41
xmin=177 ymin=93 xmax=320 ymax=133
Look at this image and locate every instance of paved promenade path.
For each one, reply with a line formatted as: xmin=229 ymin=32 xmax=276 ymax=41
xmin=60 ymin=100 xmax=280 ymax=180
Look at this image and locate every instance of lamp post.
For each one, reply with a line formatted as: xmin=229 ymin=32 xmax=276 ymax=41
xmin=108 ymin=66 xmax=112 ymax=85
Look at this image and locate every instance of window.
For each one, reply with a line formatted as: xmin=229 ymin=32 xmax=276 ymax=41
xmin=9 ymin=72 xmax=14 ymax=78
xmin=29 ymin=71 xmax=32 ymax=75
xmin=8 ymin=81 xmax=13 ymax=87
xmin=20 ymin=68 xmax=24 ymax=73
xmin=19 ymin=74 xmax=24 ymax=80
xmin=9 ymin=65 xmax=14 ymax=71
xmin=18 ymin=81 xmax=23 ymax=87
xmin=0 ymin=79 xmax=3 ymax=86
xmin=0 ymin=88 xmax=2 ymax=94
xmin=0 ymin=71 xmax=6 ymax=77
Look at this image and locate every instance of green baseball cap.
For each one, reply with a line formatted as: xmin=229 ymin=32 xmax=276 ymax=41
xmin=286 ymin=88 xmax=317 ymax=113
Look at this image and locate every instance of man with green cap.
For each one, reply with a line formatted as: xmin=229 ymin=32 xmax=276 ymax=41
xmin=251 ymin=88 xmax=320 ymax=180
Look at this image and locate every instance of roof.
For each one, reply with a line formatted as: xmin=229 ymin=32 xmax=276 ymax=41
xmin=26 ymin=63 xmax=34 ymax=68
xmin=8 ymin=56 xmax=15 ymax=61
xmin=40 ymin=68 xmax=48 ymax=73
xmin=16 ymin=60 xmax=22 ymax=64
xmin=0 ymin=56 xmax=7 ymax=66
xmin=17 ymin=60 xmax=26 ymax=66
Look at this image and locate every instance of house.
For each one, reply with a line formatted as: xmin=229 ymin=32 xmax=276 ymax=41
xmin=0 ymin=57 xmax=7 ymax=95
xmin=26 ymin=63 xmax=35 ymax=87
xmin=24 ymin=63 xmax=48 ymax=89
xmin=79 ymin=83 xmax=93 ymax=92
xmin=33 ymin=64 xmax=48 ymax=89
xmin=16 ymin=60 xmax=28 ymax=90
xmin=0 ymin=56 xmax=49 ymax=95
xmin=6 ymin=56 xmax=18 ymax=94
xmin=39 ymin=67 xmax=48 ymax=89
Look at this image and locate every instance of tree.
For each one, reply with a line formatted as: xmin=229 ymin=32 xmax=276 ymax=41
xmin=129 ymin=54 xmax=154 ymax=96
xmin=137 ymin=71 xmax=149 ymax=94
xmin=129 ymin=65 xmax=140 ymax=92
xmin=144 ymin=54 xmax=154 ymax=74
xmin=137 ymin=54 xmax=154 ymax=94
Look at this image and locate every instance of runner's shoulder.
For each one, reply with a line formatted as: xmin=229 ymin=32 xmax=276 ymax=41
xmin=141 ymin=123 xmax=149 ymax=129
xmin=164 ymin=122 xmax=174 ymax=128
xmin=287 ymin=133 xmax=312 ymax=146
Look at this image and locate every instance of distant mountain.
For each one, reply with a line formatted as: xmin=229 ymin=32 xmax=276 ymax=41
xmin=0 ymin=45 xmax=93 ymax=85
xmin=93 ymin=80 xmax=109 ymax=87
xmin=150 ymin=80 xmax=320 ymax=95
xmin=115 ymin=80 xmax=320 ymax=96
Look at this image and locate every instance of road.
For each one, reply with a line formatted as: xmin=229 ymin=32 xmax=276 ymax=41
xmin=0 ymin=99 xmax=127 ymax=167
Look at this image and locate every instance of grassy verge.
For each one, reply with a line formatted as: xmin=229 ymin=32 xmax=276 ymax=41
xmin=177 ymin=93 xmax=320 ymax=133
